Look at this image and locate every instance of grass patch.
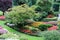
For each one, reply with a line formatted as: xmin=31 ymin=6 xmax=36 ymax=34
xmin=0 ymin=20 xmax=44 ymax=40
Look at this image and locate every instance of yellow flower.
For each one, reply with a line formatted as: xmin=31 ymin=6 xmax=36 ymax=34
xmin=31 ymin=22 xmax=44 ymax=27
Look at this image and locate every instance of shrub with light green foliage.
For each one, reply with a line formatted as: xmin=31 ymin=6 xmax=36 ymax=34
xmin=40 ymin=30 xmax=60 ymax=40
xmin=6 ymin=4 xmax=36 ymax=25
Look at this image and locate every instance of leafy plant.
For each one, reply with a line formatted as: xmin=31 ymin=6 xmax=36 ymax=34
xmin=38 ymin=24 xmax=52 ymax=31
xmin=6 ymin=4 xmax=36 ymax=27
xmin=36 ymin=0 xmax=52 ymax=12
xmin=0 ymin=32 xmax=19 ymax=39
xmin=30 ymin=5 xmax=48 ymax=21
xmin=40 ymin=30 xmax=60 ymax=40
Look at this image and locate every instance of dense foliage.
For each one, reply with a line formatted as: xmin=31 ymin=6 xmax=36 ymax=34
xmin=40 ymin=31 xmax=60 ymax=40
xmin=13 ymin=0 xmax=37 ymax=6
xmin=36 ymin=0 xmax=52 ymax=12
xmin=38 ymin=24 xmax=52 ymax=31
xmin=0 ymin=0 xmax=12 ymax=15
xmin=0 ymin=32 xmax=19 ymax=39
xmin=6 ymin=4 xmax=37 ymax=26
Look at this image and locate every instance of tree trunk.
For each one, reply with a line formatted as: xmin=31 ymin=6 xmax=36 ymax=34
xmin=3 ymin=12 xmax=5 ymax=15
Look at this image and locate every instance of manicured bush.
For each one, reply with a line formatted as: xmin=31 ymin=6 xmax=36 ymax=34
xmin=40 ymin=30 xmax=60 ymax=40
xmin=38 ymin=24 xmax=52 ymax=31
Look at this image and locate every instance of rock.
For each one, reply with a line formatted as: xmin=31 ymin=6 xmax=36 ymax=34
xmin=7 ymin=23 xmax=15 ymax=27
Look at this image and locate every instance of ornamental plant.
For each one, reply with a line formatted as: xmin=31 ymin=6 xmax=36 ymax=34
xmin=6 ymin=4 xmax=36 ymax=26
xmin=38 ymin=24 xmax=52 ymax=31
xmin=0 ymin=32 xmax=19 ymax=39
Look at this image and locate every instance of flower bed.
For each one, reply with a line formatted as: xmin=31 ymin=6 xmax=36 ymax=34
xmin=0 ymin=32 xmax=19 ymax=40
xmin=0 ymin=26 xmax=8 ymax=35
xmin=0 ymin=26 xmax=19 ymax=40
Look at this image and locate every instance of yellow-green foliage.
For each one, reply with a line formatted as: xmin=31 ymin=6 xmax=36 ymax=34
xmin=6 ymin=4 xmax=36 ymax=24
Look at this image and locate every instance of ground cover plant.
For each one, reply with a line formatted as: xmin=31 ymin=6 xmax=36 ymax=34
xmin=0 ymin=20 xmax=44 ymax=40
xmin=40 ymin=30 xmax=60 ymax=40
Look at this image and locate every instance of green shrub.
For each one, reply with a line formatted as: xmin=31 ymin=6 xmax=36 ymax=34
xmin=58 ymin=24 xmax=60 ymax=30
xmin=38 ymin=24 xmax=52 ymax=31
xmin=40 ymin=30 xmax=60 ymax=40
xmin=6 ymin=4 xmax=36 ymax=26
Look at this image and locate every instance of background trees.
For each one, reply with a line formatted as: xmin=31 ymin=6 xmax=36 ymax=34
xmin=13 ymin=0 xmax=52 ymax=12
xmin=36 ymin=0 xmax=52 ymax=12
xmin=13 ymin=0 xmax=37 ymax=6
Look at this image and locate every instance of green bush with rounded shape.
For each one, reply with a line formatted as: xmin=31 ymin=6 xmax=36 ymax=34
xmin=6 ymin=4 xmax=36 ymax=26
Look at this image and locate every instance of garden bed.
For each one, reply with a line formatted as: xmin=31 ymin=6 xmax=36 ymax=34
xmin=0 ymin=20 xmax=44 ymax=40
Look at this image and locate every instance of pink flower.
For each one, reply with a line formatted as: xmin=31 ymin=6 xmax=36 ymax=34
xmin=0 ymin=26 xmax=7 ymax=34
xmin=0 ymin=16 xmax=5 ymax=20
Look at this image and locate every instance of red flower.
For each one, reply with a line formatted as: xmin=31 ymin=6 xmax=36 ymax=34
xmin=0 ymin=16 xmax=5 ymax=20
xmin=48 ymin=25 xmax=58 ymax=31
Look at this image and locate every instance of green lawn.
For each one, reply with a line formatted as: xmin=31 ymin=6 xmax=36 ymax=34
xmin=0 ymin=20 xmax=44 ymax=40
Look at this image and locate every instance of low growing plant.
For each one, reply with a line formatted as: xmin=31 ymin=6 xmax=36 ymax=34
xmin=38 ymin=24 xmax=52 ymax=31
xmin=40 ymin=30 xmax=60 ymax=40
